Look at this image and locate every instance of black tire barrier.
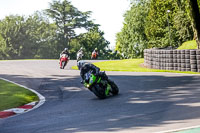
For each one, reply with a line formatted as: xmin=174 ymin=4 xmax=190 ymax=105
xmin=190 ymin=60 xmax=197 ymax=64
xmin=190 ymin=50 xmax=196 ymax=55
xmin=185 ymin=54 xmax=190 ymax=59
xmin=185 ymin=49 xmax=190 ymax=54
xmin=181 ymin=59 xmax=185 ymax=63
xmin=186 ymin=68 xmax=191 ymax=71
xmin=191 ymin=69 xmax=197 ymax=72
xmin=177 ymin=54 xmax=181 ymax=59
xmin=190 ymin=55 xmax=196 ymax=60
xmin=197 ymin=50 xmax=200 ymax=70
xmin=196 ymin=50 xmax=200 ymax=55
xmin=144 ymin=49 xmax=200 ymax=73
xmin=185 ymin=64 xmax=191 ymax=68
xmin=191 ymin=64 xmax=197 ymax=69
xmin=196 ymin=55 xmax=200 ymax=60
xmin=185 ymin=59 xmax=190 ymax=63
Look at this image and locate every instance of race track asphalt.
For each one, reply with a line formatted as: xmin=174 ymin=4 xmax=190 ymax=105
xmin=0 ymin=60 xmax=200 ymax=133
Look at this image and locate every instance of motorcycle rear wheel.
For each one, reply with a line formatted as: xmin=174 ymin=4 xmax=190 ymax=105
xmin=109 ymin=80 xmax=119 ymax=95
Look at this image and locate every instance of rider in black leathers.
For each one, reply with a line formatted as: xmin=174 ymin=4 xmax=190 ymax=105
xmin=60 ymin=48 xmax=69 ymax=57
xmin=77 ymin=61 xmax=108 ymax=83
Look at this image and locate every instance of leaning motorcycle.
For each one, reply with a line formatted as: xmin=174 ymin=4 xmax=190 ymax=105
xmin=83 ymin=71 xmax=119 ymax=99
xmin=77 ymin=51 xmax=83 ymax=62
xmin=59 ymin=54 xmax=69 ymax=69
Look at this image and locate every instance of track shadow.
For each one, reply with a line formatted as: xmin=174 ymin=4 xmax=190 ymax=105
xmin=0 ymin=73 xmax=200 ymax=133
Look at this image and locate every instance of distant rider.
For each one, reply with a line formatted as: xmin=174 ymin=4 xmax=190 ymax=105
xmin=59 ymin=48 xmax=70 ymax=68
xmin=77 ymin=47 xmax=83 ymax=54
xmin=77 ymin=47 xmax=84 ymax=62
xmin=60 ymin=48 xmax=69 ymax=58
xmin=91 ymin=48 xmax=99 ymax=59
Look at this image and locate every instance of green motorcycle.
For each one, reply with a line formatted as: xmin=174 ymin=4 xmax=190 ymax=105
xmin=83 ymin=71 xmax=119 ymax=99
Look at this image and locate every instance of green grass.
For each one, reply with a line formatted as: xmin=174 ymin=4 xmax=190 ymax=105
xmin=0 ymin=79 xmax=39 ymax=111
xmin=72 ymin=59 xmax=200 ymax=74
xmin=177 ymin=40 xmax=197 ymax=49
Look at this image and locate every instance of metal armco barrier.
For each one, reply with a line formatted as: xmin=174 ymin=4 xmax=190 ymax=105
xmin=144 ymin=49 xmax=200 ymax=72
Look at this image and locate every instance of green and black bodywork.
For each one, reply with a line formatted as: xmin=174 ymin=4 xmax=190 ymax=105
xmin=84 ymin=71 xmax=119 ymax=99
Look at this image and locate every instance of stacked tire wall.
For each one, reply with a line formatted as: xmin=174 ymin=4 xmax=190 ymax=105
xmin=144 ymin=49 xmax=200 ymax=72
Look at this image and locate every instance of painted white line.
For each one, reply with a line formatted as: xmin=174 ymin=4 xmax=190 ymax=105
xmin=0 ymin=77 xmax=45 ymax=116
xmin=156 ymin=125 xmax=200 ymax=133
xmin=5 ymin=108 xmax=27 ymax=114
xmin=26 ymin=101 xmax=37 ymax=106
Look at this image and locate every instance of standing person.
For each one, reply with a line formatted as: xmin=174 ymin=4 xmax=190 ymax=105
xmin=91 ymin=48 xmax=99 ymax=59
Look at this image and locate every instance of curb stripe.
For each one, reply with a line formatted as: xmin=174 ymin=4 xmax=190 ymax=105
xmin=0 ymin=111 xmax=16 ymax=118
xmin=0 ymin=77 xmax=45 ymax=119
xmin=19 ymin=105 xmax=34 ymax=109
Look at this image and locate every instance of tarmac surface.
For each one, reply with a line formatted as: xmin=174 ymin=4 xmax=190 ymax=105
xmin=0 ymin=60 xmax=200 ymax=133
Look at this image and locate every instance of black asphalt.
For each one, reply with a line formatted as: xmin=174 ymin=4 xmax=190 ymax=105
xmin=0 ymin=60 xmax=200 ymax=133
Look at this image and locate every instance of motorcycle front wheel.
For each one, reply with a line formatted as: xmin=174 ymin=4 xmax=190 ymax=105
xmin=91 ymin=84 xmax=106 ymax=99
xmin=62 ymin=61 xmax=67 ymax=69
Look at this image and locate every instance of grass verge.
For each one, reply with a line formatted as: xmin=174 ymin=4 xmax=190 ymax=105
xmin=72 ymin=59 xmax=200 ymax=74
xmin=0 ymin=79 xmax=39 ymax=111
xmin=177 ymin=40 xmax=197 ymax=49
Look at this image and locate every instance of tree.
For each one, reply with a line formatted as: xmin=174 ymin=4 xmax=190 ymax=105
xmin=75 ymin=26 xmax=110 ymax=59
xmin=144 ymin=0 xmax=193 ymax=48
xmin=0 ymin=13 xmax=58 ymax=59
xmin=116 ymin=0 xmax=150 ymax=58
xmin=172 ymin=0 xmax=193 ymax=44
xmin=145 ymin=0 xmax=176 ymax=48
xmin=0 ymin=15 xmax=28 ymax=59
xmin=116 ymin=0 xmax=195 ymax=58
xmin=45 ymin=0 xmax=94 ymax=52
xmin=30 ymin=12 xmax=59 ymax=59
xmin=187 ymin=0 xmax=200 ymax=49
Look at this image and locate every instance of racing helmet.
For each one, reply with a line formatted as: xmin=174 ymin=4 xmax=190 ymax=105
xmin=77 ymin=60 xmax=86 ymax=70
xmin=64 ymin=48 xmax=68 ymax=51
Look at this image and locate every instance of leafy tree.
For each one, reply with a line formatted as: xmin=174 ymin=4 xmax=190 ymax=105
xmin=187 ymin=0 xmax=200 ymax=49
xmin=0 ymin=34 xmax=7 ymax=59
xmin=172 ymin=0 xmax=193 ymax=44
xmin=45 ymin=0 xmax=94 ymax=52
xmin=0 ymin=15 xmax=28 ymax=59
xmin=116 ymin=0 xmax=196 ymax=58
xmin=116 ymin=0 xmax=150 ymax=58
xmin=30 ymin=12 xmax=59 ymax=59
xmin=75 ymin=26 xmax=110 ymax=59
xmin=145 ymin=0 xmax=194 ymax=48
xmin=145 ymin=0 xmax=175 ymax=48
xmin=0 ymin=13 xmax=58 ymax=59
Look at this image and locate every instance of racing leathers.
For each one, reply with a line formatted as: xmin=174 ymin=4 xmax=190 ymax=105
xmin=80 ymin=62 xmax=109 ymax=84
xmin=80 ymin=63 xmax=100 ymax=82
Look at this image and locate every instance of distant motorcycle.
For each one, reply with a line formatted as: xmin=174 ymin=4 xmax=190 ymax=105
xmin=83 ymin=71 xmax=119 ymax=99
xmin=77 ymin=51 xmax=83 ymax=62
xmin=59 ymin=54 xmax=69 ymax=69
xmin=91 ymin=51 xmax=98 ymax=59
